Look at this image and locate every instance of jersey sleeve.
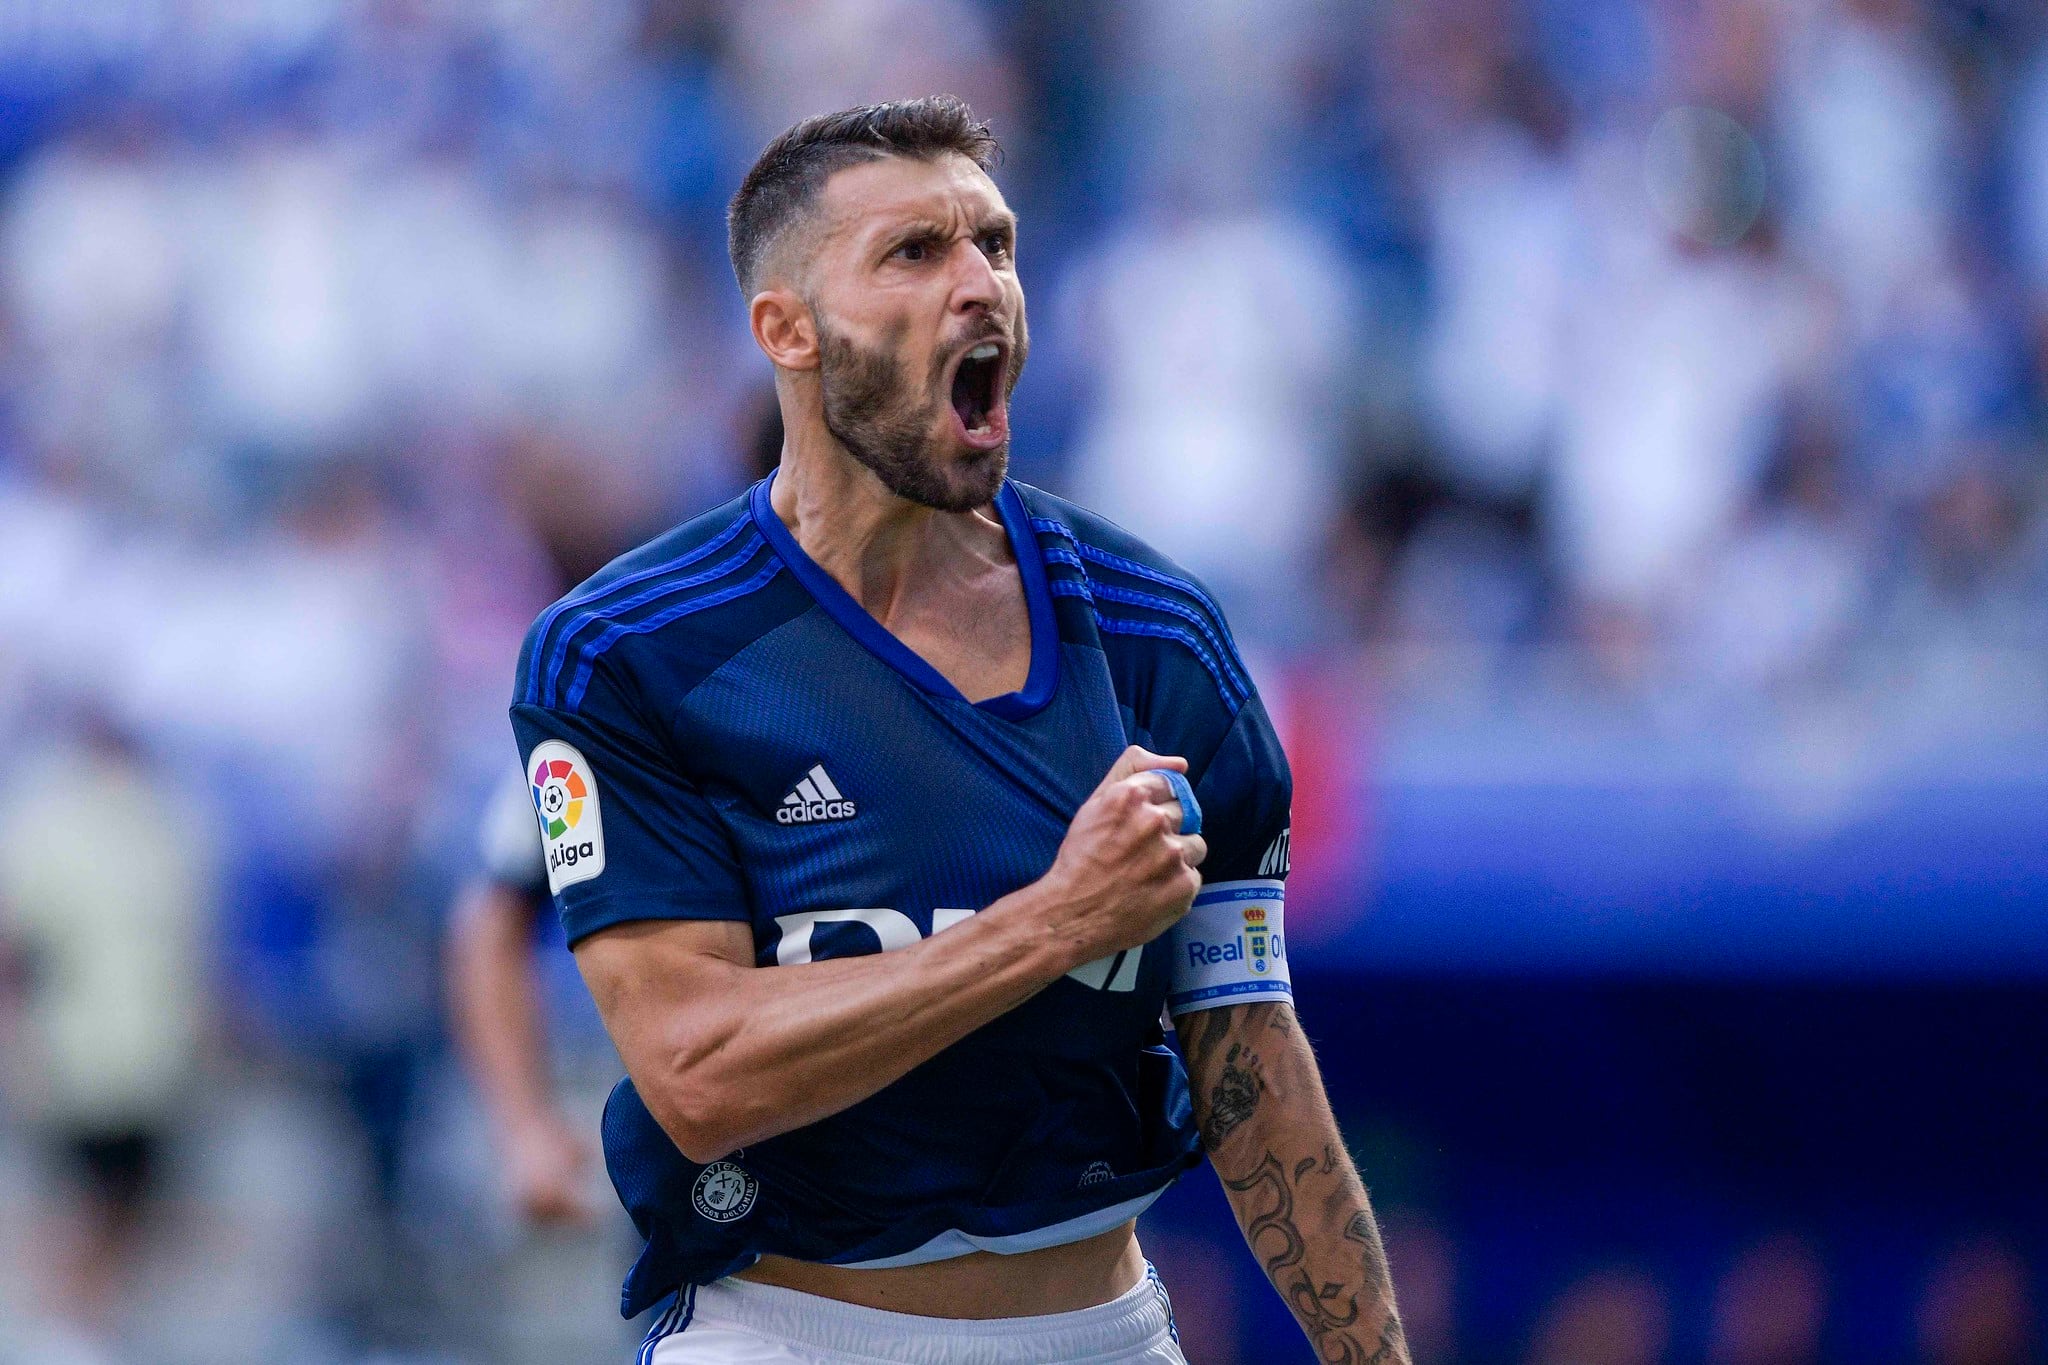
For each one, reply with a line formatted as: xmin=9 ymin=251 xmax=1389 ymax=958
xmin=509 ymin=686 xmax=750 ymax=947
xmin=1165 ymin=695 xmax=1293 ymax=1017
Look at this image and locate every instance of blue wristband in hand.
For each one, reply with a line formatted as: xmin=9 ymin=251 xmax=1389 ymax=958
xmin=1146 ymin=768 xmax=1202 ymax=835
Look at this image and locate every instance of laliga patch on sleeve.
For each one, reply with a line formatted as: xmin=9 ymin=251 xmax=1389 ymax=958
xmin=527 ymin=740 xmax=606 ymax=894
xmin=1165 ymin=879 xmax=1291 ymax=1017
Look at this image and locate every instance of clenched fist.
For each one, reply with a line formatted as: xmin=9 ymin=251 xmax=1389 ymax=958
xmin=1038 ymin=745 xmax=1207 ymax=970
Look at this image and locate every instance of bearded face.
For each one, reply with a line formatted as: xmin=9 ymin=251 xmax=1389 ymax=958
xmin=766 ymin=153 xmax=1032 ymax=512
xmin=813 ymin=306 xmax=1028 ymax=513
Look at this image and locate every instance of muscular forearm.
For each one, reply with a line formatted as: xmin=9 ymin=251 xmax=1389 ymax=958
xmin=588 ymin=881 xmax=1088 ymax=1163
xmin=1183 ymin=1003 xmax=1408 ymax=1365
xmin=580 ymin=743 xmax=1205 ymax=1165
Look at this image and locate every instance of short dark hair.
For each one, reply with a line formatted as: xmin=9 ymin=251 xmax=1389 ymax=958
xmin=726 ymin=96 xmax=1002 ymax=294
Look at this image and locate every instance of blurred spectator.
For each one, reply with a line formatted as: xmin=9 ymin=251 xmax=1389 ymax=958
xmin=0 ymin=715 xmax=211 ymax=1359
xmin=721 ymin=0 xmax=1019 ymax=153
xmin=450 ymin=779 xmax=600 ymax=1230
xmin=446 ymin=770 xmax=636 ymax=1365
xmin=1415 ymin=58 xmax=1575 ymax=502
xmin=1550 ymin=149 xmax=1815 ymax=636
xmin=1526 ymin=1266 xmax=1672 ymax=1365
xmin=1060 ymin=202 xmax=1364 ymax=644
xmin=1682 ymin=407 xmax=1869 ymax=695
xmin=1915 ymin=1236 xmax=2040 ymax=1365
xmin=1706 ymin=1233 xmax=1829 ymax=1365
xmin=1776 ymin=0 xmax=1965 ymax=326
xmin=2014 ymin=40 xmax=2048 ymax=306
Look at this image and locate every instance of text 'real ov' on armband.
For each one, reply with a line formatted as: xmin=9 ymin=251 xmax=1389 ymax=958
xmin=1164 ymin=879 xmax=1290 ymax=1016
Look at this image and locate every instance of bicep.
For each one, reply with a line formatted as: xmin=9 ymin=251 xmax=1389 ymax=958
xmin=1177 ymin=1000 xmax=1300 ymax=1151
xmin=572 ymin=917 xmax=755 ymax=1071
xmin=1165 ymin=698 xmax=1294 ymax=1016
xmin=1178 ymin=1000 xmax=1293 ymax=1088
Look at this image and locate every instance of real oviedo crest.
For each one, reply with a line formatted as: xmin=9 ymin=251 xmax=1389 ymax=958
xmin=692 ymin=1161 xmax=758 ymax=1223
xmin=1243 ymin=904 xmax=1271 ymax=974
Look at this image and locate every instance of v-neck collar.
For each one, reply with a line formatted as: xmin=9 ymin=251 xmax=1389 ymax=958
xmin=749 ymin=473 xmax=1060 ymax=720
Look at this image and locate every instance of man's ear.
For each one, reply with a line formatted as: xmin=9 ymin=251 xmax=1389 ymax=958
xmin=750 ymin=288 xmax=818 ymax=371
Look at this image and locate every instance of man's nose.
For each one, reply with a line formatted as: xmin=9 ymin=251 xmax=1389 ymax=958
xmin=948 ymin=239 xmax=1003 ymax=314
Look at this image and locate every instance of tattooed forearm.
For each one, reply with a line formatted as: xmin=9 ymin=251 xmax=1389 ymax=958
xmin=1201 ymin=1042 xmax=1264 ymax=1147
xmin=1345 ymin=1210 xmax=1399 ymax=1333
xmin=1186 ymin=1004 xmax=1409 ymax=1365
xmin=1345 ymin=1211 xmax=1406 ymax=1364
xmin=1360 ymin=1319 xmax=1406 ymax=1365
xmin=1224 ymin=1150 xmax=1357 ymax=1338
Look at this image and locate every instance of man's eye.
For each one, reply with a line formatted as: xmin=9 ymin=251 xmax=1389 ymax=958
xmin=980 ymin=234 xmax=1011 ymax=260
xmin=894 ymin=240 xmax=929 ymax=262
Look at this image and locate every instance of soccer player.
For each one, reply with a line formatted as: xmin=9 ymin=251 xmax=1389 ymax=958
xmin=511 ymin=97 xmax=1407 ymax=1364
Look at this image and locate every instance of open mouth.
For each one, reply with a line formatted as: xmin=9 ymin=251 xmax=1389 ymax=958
xmin=948 ymin=339 xmax=1008 ymax=446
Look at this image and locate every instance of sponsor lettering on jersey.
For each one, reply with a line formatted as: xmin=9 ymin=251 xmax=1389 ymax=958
xmin=1066 ymin=945 xmax=1144 ymax=991
xmin=530 ymin=739 xmax=605 ymax=893
xmin=774 ymin=906 xmax=1141 ymax=994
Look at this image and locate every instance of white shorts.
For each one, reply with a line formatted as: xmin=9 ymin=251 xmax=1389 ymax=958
xmin=640 ymin=1266 xmax=1187 ymax=1364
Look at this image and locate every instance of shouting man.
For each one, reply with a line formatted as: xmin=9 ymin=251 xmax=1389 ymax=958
xmin=511 ymin=96 xmax=1407 ymax=1365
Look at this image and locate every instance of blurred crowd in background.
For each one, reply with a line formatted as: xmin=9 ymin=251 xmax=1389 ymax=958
xmin=0 ymin=1 xmax=2044 ymax=1362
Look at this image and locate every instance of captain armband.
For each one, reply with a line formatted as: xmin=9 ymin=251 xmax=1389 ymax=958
xmin=1164 ymin=879 xmax=1291 ymax=1017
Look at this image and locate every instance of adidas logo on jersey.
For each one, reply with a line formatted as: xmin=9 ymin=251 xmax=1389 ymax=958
xmin=776 ymin=764 xmax=857 ymax=824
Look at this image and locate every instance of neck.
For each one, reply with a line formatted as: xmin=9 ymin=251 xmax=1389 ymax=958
xmin=768 ymin=405 xmax=1010 ymax=622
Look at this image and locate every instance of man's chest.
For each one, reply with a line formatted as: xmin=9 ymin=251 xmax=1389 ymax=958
xmin=874 ymin=571 xmax=1033 ymax=705
xmin=636 ymin=607 xmax=1181 ymax=1051
xmin=666 ymin=610 xmax=1126 ymax=950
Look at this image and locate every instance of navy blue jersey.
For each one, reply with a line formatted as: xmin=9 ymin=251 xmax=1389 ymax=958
xmin=510 ymin=477 xmax=1292 ymax=1317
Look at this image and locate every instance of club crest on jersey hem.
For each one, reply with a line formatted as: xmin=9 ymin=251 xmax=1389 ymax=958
xmin=529 ymin=739 xmax=605 ymax=893
xmin=692 ymin=1162 xmax=758 ymax=1223
xmin=776 ymin=763 xmax=857 ymax=824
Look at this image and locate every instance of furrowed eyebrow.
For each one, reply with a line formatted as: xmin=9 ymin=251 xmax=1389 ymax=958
xmin=882 ymin=219 xmax=948 ymax=246
xmin=877 ymin=213 xmax=1015 ymax=247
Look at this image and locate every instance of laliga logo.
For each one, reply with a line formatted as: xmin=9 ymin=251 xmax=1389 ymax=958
xmin=532 ymin=756 xmax=597 ymax=870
